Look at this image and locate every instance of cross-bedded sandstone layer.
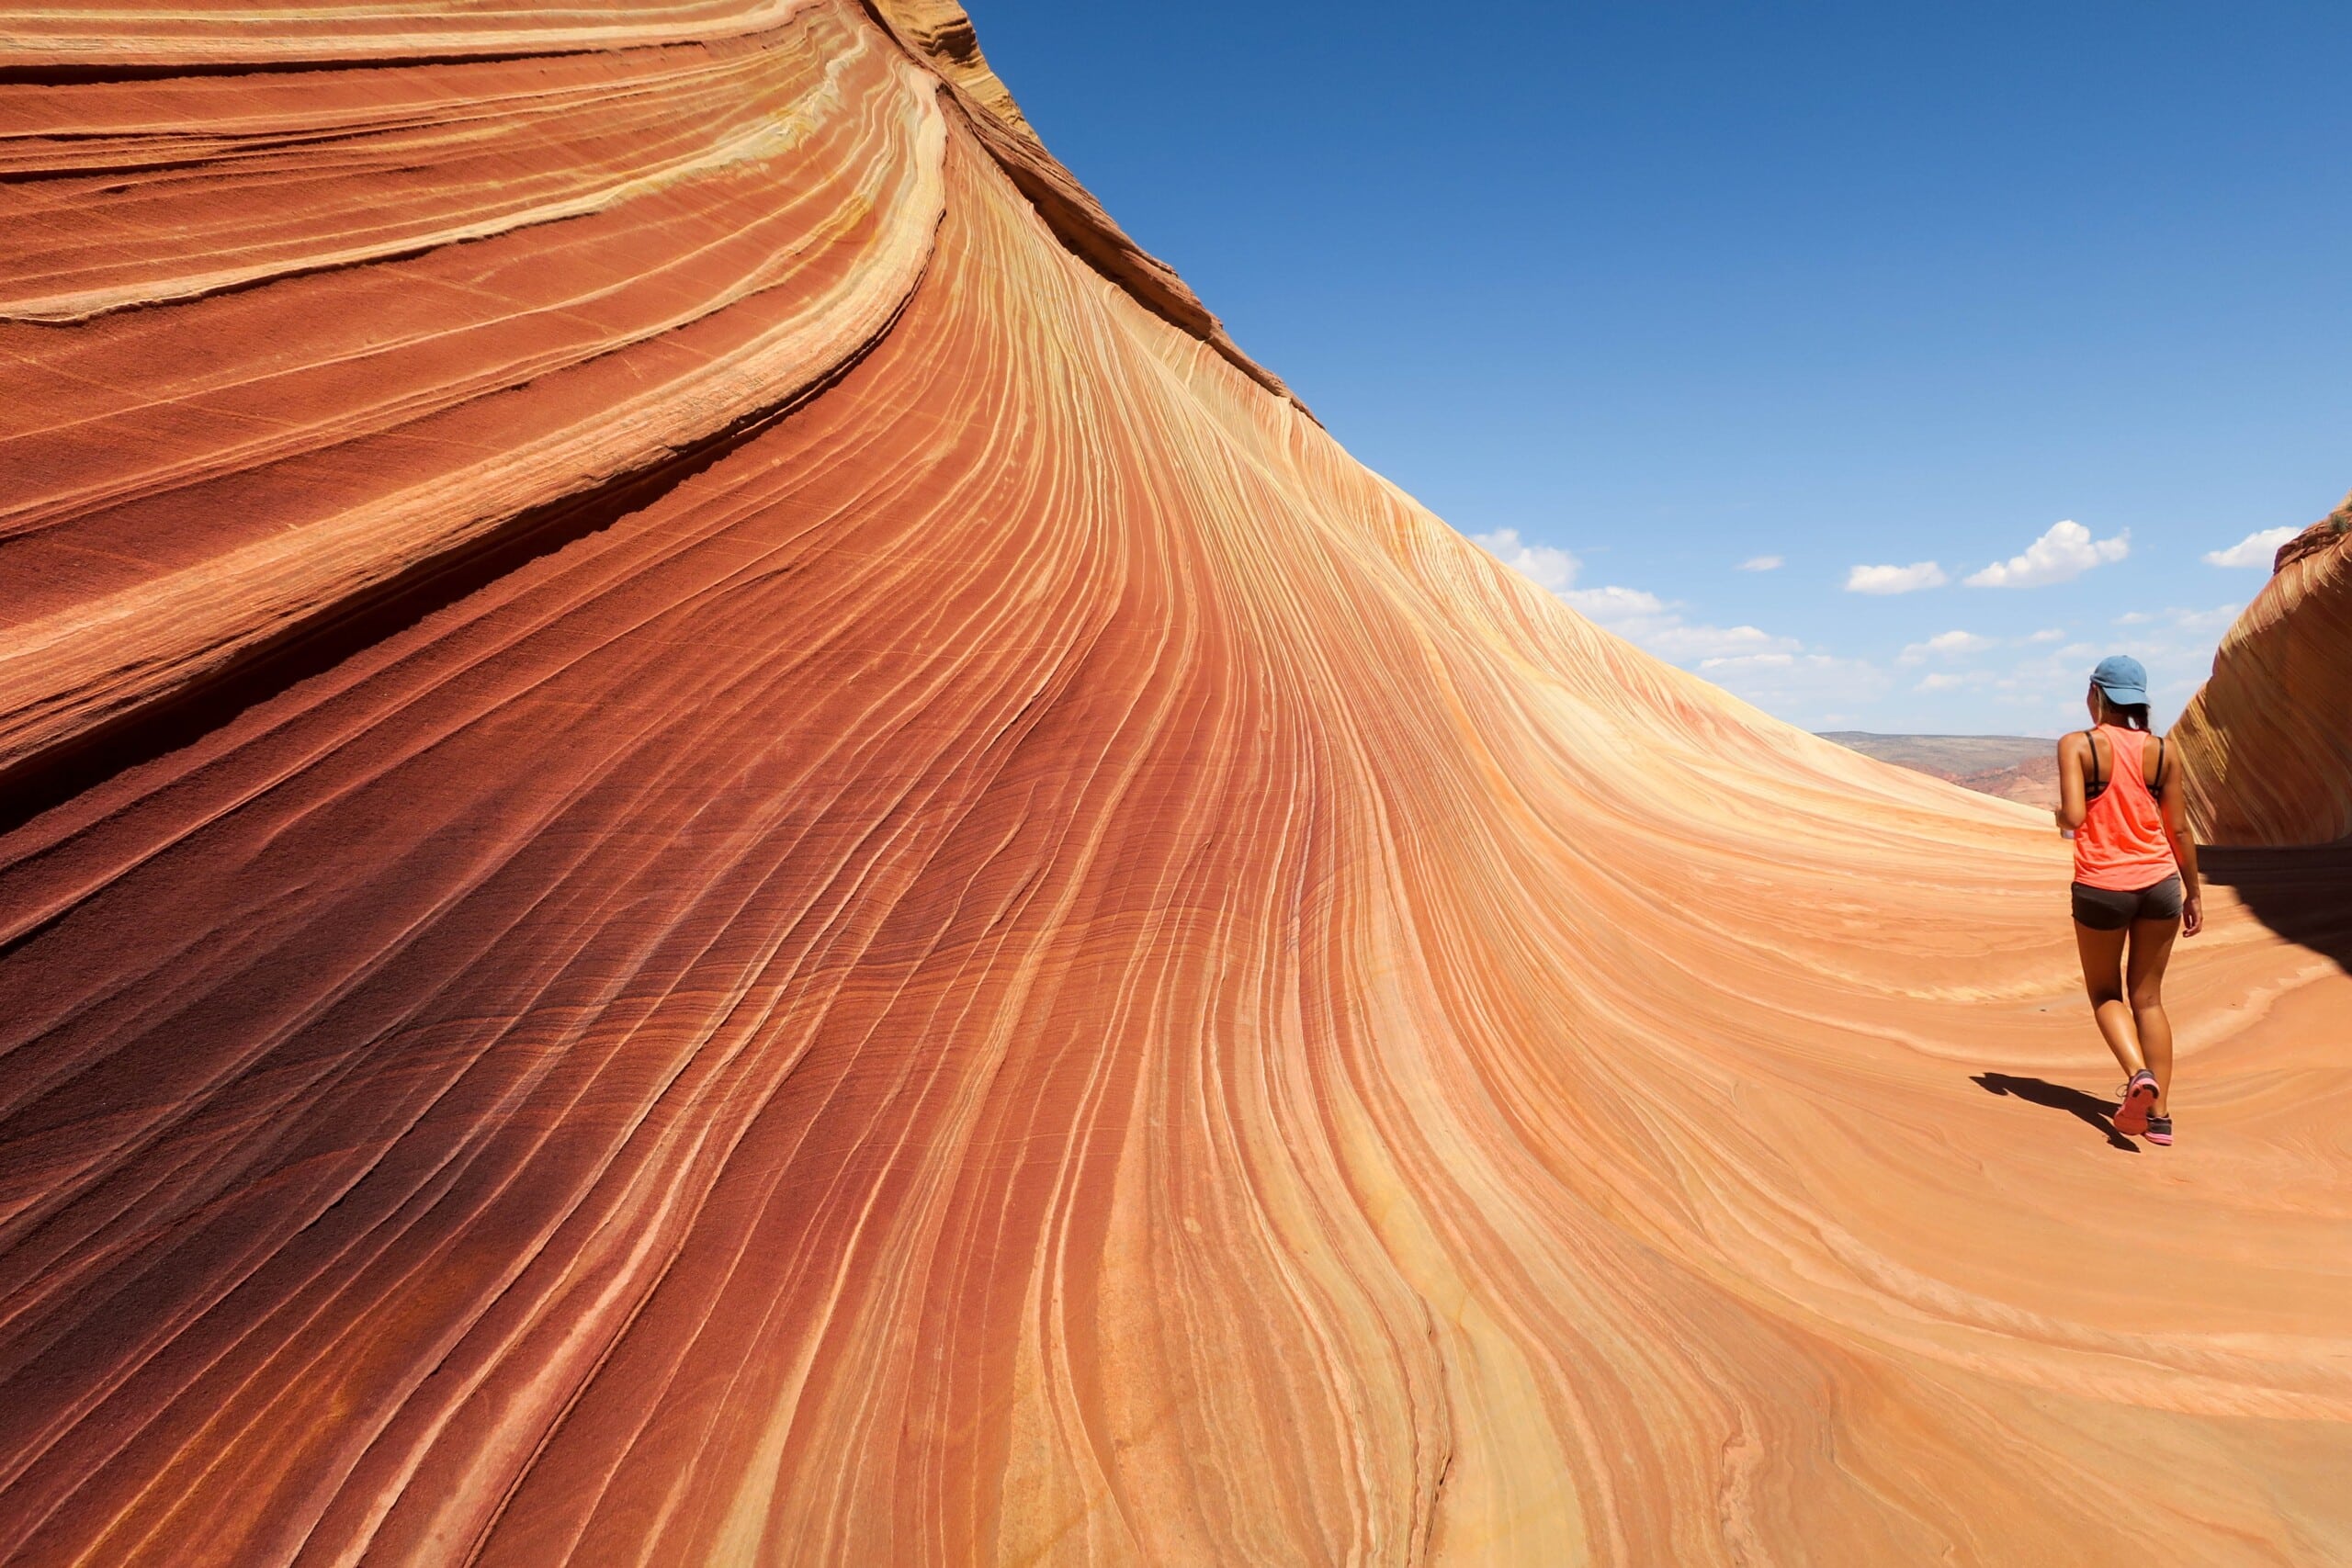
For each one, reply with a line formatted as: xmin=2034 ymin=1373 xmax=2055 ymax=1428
xmin=2174 ymin=490 xmax=2352 ymax=845
xmin=3 ymin=5 xmax=2348 ymax=1564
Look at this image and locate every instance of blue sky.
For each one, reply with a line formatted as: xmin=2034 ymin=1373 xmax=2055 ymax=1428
xmin=967 ymin=1 xmax=2350 ymax=735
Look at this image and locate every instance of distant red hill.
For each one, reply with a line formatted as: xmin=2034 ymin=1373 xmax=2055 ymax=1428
xmin=1819 ymin=732 xmax=2060 ymax=809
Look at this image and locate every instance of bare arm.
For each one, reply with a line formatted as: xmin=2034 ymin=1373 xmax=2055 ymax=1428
xmin=2157 ymin=739 xmax=2203 ymax=935
xmin=2054 ymin=732 xmax=2090 ymax=832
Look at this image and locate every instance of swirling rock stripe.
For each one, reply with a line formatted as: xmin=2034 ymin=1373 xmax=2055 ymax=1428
xmin=0 ymin=2 xmax=823 ymax=71
xmin=3 ymin=4 xmax=2350 ymax=1564
xmin=0 ymin=10 xmax=948 ymax=797
xmin=2174 ymin=492 xmax=2352 ymax=845
xmin=865 ymin=0 xmax=1035 ymax=141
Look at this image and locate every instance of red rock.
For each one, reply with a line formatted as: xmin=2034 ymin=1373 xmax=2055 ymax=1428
xmin=2 ymin=6 xmax=2347 ymax=1563
xmin=2272 ymin=492 xmax=2351 ymax=574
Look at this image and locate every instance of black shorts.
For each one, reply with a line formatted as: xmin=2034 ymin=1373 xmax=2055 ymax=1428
xmin=2071 ymin=874 xmax=2184 ymax=931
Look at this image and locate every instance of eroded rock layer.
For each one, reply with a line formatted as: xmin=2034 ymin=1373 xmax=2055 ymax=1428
xmin=2 ymin=6 xmax=2348 ymax=1564
xmin=2175 ymin=490 xmax=2352 ymax=845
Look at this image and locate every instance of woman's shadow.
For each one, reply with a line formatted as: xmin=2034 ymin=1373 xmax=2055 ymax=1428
xmin=1971 ymin=1073 xmax=2138 ymax=1152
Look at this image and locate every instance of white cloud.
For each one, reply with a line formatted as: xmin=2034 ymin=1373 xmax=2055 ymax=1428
xmin=2025 ymin=627 xmax=2064 ymax=643
xmin=1557 ymin=583 xmax=1668 ymax=620
xmin=1899 ymin=629 xmax=1996 ymax=662
xmin=1642 ymin=623 xmax=1803 ymax=660
xmin=1844 ymin=560 xmax=1949 ymax=594
xmin=1698 ymin=651 xmax=1893 ymax=717
xmin=1988 ymin=604 xmax=2245 ymax=728
xmin=2126 ymin=603 xmax=2243 ymax=634
xmin=1963 ymin=520 xmax=2130 ymax=588
xmin=1466 ymin=527 xmax=1915 ymax=726
xmin=2201 ymin=526 xmax=2295 ymax=569
xmin=1472 ymin=527 xmax=1803 ymax=668
xmin=1737 ymin=554 xmax=1784 ymax=572
xmin=1561 ymin=584 xmax=1803 ymax=663
xmin=1470 ymin=527 xmax=1579 ymax=592
xmin=1916 ymin=671 xmax=1971 ymax=692
xmin=2174 ymin=604 xmax=2243 ymax=633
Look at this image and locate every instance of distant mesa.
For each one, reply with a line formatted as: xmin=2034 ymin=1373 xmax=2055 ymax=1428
xmin=1818 ymin=732 xmax=2060 ymax=809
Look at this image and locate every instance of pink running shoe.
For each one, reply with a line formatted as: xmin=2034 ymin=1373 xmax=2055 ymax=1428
xmin=2143 ymin=1114 xmax=2173 ymax=1146
xmin=2113 ymin=1070 xmax=2158 ymax=1136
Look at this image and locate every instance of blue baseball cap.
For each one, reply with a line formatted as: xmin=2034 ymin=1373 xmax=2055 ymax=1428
xmin=2089 ymin=654 xmax=2149 ymax=705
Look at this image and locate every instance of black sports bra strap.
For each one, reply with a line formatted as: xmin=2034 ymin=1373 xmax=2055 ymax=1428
xmin=2151 ymin=736 xmax=2165 ymax=792
xmin=2083 ymin=729 xmax=2104 ymax=791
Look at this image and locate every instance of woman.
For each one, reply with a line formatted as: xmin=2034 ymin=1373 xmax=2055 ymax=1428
xmin=2054 ymin=655 xmax=2203 ymax=1145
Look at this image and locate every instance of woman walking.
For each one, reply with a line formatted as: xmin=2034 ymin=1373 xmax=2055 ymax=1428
xmin=2055 ymin=655 xmax=2203 ymax=1145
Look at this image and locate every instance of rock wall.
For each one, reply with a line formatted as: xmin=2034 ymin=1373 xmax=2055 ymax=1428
xmin=2175 ymin=489 xmax=2352 ymax=845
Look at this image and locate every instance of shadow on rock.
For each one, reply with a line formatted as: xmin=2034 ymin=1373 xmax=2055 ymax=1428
xmin=1973 ymin=1073 xmax=2136 ymax=1152
xmin=2200 ymin=843 xmax=2352 ymax=976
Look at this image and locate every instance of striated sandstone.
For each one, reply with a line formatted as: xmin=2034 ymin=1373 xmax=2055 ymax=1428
xmin=2272 ymin=491 xmax=2352 ymax=574
xmin=872 ymin=0 xmax=1036 ymax=140
xmin=2175 ymin=489 xmax=2352 ymax=845
xmin=1 ymin=5 xmax=2348 ymax=1565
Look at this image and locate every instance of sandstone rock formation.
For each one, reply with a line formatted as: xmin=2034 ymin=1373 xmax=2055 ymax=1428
xmin=2272 ymin=491 xmax=2352 ymax=574
xmin=2174 ymin=489 xmax=2352 ymax=845
xmin=2 ymin=5 xmax=2347 ymax=1564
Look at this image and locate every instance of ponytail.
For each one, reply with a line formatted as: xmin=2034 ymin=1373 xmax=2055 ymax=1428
xmin=2110 ymin=702 xmax=2150 ymax=731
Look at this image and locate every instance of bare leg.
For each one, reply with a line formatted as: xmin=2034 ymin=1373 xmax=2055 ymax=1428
xmin=2128 ymin=916 xmax=2182 ymax=1116
xmin=2073 ymin=921 xmax=2143 ymax=1084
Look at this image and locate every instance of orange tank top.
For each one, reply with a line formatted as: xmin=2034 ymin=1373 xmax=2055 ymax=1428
xmin=2073 ymin=724 xmax=2177 ymax=891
